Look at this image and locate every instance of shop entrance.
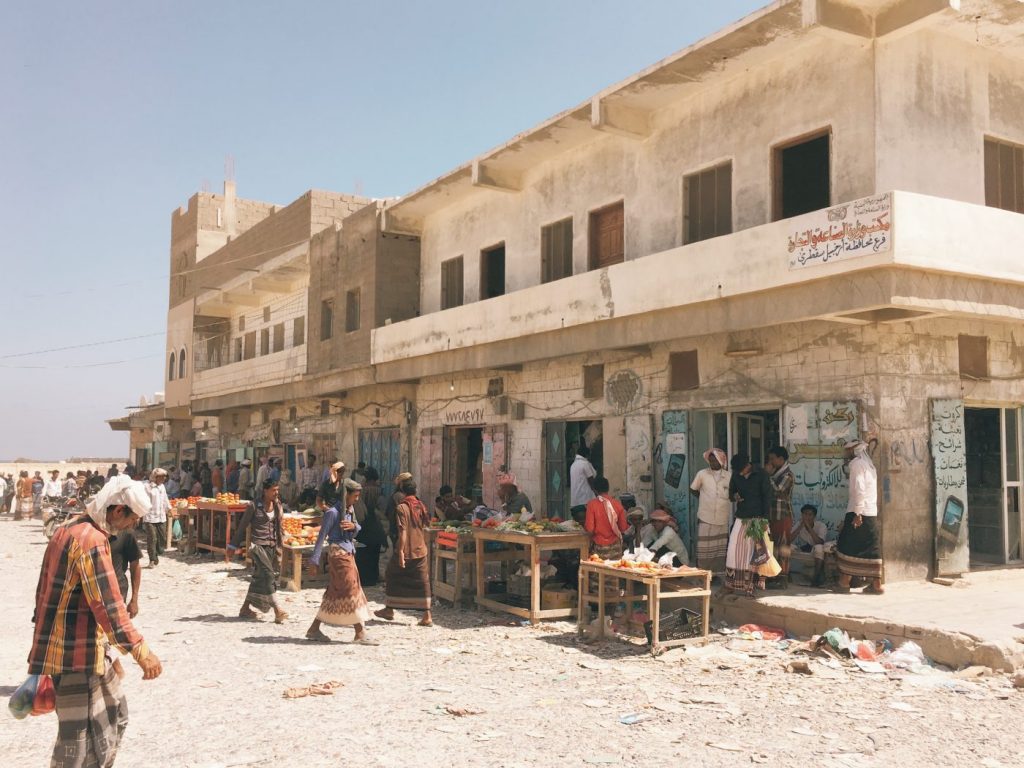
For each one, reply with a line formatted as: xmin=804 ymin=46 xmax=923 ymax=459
xmin=966 ymin=407 xmax=1023 ymax=566
xmin=691 ymin=408 xmax=781 ymax=469
xmin=544 ymin=419 xmax=605 ymax=520
xmin=446 ymin=426 xmax=484 ymax=501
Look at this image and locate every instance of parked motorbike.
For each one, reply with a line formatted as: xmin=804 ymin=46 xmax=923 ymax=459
xmin=42 ymin=496 xmax=82 ymax=539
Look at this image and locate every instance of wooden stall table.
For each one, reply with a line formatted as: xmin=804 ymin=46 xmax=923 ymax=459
xmin=173 ymin=507 xmax=199 ymax=555
xmin=474 ymin=529 xmax=589 ymax=624
xmin=195 ymin=501 xmax=251 ymax=557
xmin=429 ymin=528 xmax=476 ymax=604
xmin=279 ymin=544 xmax=329 ymax=592
xmin=577 ymin=561 xmax=711 ymax=654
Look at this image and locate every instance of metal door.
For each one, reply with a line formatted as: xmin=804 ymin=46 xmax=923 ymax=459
xmin=544 ymin=421 xmax=567 ymax=519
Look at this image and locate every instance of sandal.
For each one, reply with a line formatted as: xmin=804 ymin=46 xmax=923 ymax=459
xmin=832 ymin=585 xmax=851 ymax=594
xmin=354 ymin=636 xmax=380 ymax=646
xmin=274 ymin=612 xmax=290 ymax=624
xmin=305 ymin=630 xmax=331 ymax=643
xmin=863 ymin=585 xmax=885 ymax=595
xmin=239 ymin=608 xmax=259 ymax=620
xmin=373 ymin=609 xmax=395 ymax=621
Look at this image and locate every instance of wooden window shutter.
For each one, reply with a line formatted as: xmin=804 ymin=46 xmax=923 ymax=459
xmin=958 ymin=335 xmax=989 ymax=380
xmin=669 ymin=350 xmax=700 ymax=391
xmin=589 ymin=202 xmax=624 ymax=269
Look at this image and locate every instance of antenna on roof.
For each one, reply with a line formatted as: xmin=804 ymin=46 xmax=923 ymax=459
xmin=225 ymin=154 xmax=236 ymax=183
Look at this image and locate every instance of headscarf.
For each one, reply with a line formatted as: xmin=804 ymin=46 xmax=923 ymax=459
xmin=343 ymin=478 xmax=362 ymax=494
xmin=394 ymin=471 xmax=413 ymax=488
xmin=649 ymin=508 xmax=680 ymax=531
xmin=330 ymin=461 xmax=346 ymax=483
xmin=703 ymin=448 xmax=727 ymax=468
xmin=497 ymin=471 xmax=517 ymax=489
xmin=86 ymin=475 xmax=152 ymax=534
xmin=150 ymin=468 xmax=168 ymax=482
xmin=844 ymin=440 xmax=877 ymax=478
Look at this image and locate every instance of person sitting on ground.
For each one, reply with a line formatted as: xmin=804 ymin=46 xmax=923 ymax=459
xmin=640 ymin=507 xmax=689 ymax=567
xmin=584 ymin=477 xmax=629 ymax=560
xmin=434 ymin=484 xmax=473 ymax=522
xmin=790 ymin=503 xmax=829 ymax=587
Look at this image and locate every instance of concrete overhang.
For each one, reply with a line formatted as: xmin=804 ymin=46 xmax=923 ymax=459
xmin=371 ymin=192 xmax=1024 ymax=381
xmin=195 ymin=243 xmax=309 ymax=316
xmin=190 ymin=365 xmax=378 ymax=416
xmin=382 ymin=0 xmax=977 ymax=234
xmin=107 ymin=417 xmax=130 ymax=432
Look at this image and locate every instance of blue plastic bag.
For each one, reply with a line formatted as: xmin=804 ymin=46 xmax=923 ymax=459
xmin=8 ymin=675 xmax=39 ymax=720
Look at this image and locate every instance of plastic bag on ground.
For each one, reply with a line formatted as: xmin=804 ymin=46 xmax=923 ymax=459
xmin=887 ymin=640 xmax=928 ymax=669
xmin=737 ymin=624 xmax=786 ymax=642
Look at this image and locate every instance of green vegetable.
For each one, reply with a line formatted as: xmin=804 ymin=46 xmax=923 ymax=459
xmin=745 ymin=519 xmax=768 ymax=541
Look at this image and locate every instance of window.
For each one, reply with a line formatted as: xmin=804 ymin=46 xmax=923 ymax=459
xmin=441 ymin=257 xmax=464 ymax=310
xmin=320 ymin=400 xmax=330 ymax=417
xmin=346 ymin=289 xmax=361 ymax=332
xmin=773 ymin=130 xmax=831 ymax=220
xmin=273 ymin=322 xmax=285 ymax=352
xmin=589 ymin=201 xmax=625 ymax=269
xmin=294 ymin=316 xmax=305 ymax=346
xmin=179 ymin=347 xmax=186 ymax=379
xmin=583 ymin=364 xmax=604 ymax=399
xmin=985 ymin=138 xmax=1024 ymax=214
xmin=206 ymin=338 xmax=221 ymax=368
xmin=288 ymin=406 xmax=297 ymax=421
xmin=234 ymin=338 xmax=242 ymax=363
xmin=168 ymin=351 xmax=176 ymax=381
xmin=669 ymin=351 xmax=700 ymax=391
xmin=260 ymin=328 xmax=270 ymax=355
xmin=243 ymin=331 xmax=256 ymax=360
xmin=684 ymin=162 xmax=732 ymax=244
xmin=480 ymin=243 xmax=506 ymax=300
xmin=263 ymin=306 xmax=271 ymax=323
xmin=958 ymin=335 xmax=989 ymax=380
xmin=238 ymin=316 xmax=245 ymax=332
xmin=541 ymin=218 xmax=573 ymax=283
xmin=320 ymin=299 xmax=334 ymax=340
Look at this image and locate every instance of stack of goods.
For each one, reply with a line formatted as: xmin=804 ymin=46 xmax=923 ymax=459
xmin=497 ymin=519 xmax=582 ymax=534
xmin=588 ymin=554 xmax=696 ymax=576
xmin=214 ymin=492 xmax=242 ymax=505
xmin=283 ymin=515 xmax=321 ymax=548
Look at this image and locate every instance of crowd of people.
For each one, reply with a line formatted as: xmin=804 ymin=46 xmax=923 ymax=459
xmin=18 ymin=438 xmax=881 ymax=767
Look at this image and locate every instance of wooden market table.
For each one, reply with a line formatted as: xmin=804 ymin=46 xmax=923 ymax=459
xmin=474 ymin=529 xmax=590 ymax=624
xmin=577 ymin=561 xmax=711 ymax=653
xmin=173 ymin=507 xmax=198 ymax=555
xmin=429 ymin=527 xmax=520 ymax=604
xmin=195 ymin=502 xmax=251 ymax=556
xmin=279 ymin=544 xmax=329 ymax=592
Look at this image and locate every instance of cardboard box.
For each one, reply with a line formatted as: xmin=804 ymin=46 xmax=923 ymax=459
xmin=542 ymin=588 xmax=576 ymax=610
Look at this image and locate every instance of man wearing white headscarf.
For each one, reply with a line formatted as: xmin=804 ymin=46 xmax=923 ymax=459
xmin=28 ymin=475 xmax=163 ymax=768
xmin=689 ymin=448 xmax=731 ymax=574
xmin=835 ymin=440 xmax=884 ymax=594
xmin=143 ymin=468 xmax=171 ymax=567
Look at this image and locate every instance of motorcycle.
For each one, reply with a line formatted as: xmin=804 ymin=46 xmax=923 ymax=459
xmin=42 ymin=496 xmax=82 ymax=539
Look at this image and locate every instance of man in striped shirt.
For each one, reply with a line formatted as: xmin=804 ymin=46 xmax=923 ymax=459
xmin=28 ymin=475 xmax=162 ymax=768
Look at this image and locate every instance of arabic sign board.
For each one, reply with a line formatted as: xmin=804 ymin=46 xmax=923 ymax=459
xmin=784 ymin=402 xmax=860 ymax=535
xmin=788 ymin=193 xmax=891 ymax=270
xmin=930 ymin=399 xmax=969 ymax=576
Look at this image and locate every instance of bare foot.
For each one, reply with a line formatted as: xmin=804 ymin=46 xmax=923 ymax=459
xmin=239 ymin=607 xmax=259 ymax=620
xmin=305 ymin=629 xmax=331 ymax=643
xmin=374 ymin=608 xmax=394 ymax=621
xmin=274 ymin=611 xmax=289 ymax=624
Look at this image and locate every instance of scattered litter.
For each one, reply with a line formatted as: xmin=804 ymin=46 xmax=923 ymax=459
xmin=423 ymin=685 xmax=455 ymax=693
xmin=791 ymin=726 xmax=818 ymax=737
xmin=786 ymin=660 xmax=813 ymax=675
xmin=888 ymin=701 xmax=919 ymax=713
xmin=853 ymin=660 xmax=886 ymax=675
xmin=737 ymin=624 xmax=786 ymax=641
xmin=445 ymin=706 xmax=484 ymax=717
xmin=583 ymin=699 xmax=609 ymax=708
xmin=579 ymin=660 xmax=610 ymax=671
xmin=473 ymin=731 xmax=504 ymax=742
xmin=582 ymin=756 xmax=620 ymax=765
xmin=282 ymin=680 xmax=343 ymax=699
xmin=705 ymin=742 xmax=744 ymax=752
xmin=618 ymin=712 xmax=651 ymax=725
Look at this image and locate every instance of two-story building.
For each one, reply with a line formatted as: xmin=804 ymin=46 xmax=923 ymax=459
xmin=369 ymin=0 xmax=1024 ymax=581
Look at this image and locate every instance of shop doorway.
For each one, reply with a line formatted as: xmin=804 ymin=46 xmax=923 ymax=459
xmin=966 ymin=407 xmax=1023 ymax=566
xmin=691 ymin=409 xmax=781 ymax=469
xmin=447 ymin=426 xmax=484 ymax=500
xmin=544 ymin=419 xmax=605 ymax=520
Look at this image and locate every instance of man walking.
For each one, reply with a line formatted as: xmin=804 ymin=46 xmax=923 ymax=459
xmin=238 ymin=459 xmax=254 ymax=500
xmin=28 ymin=475 xmax=162 ymax=767
xmin=143 ymin=468 xmax=170 ymax=567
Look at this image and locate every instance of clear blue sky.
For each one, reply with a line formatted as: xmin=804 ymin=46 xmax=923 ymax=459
xmin=0 ymin=0 xmax=766 ymax=460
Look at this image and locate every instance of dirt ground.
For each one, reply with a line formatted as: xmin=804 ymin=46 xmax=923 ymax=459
xmin=2 ymin=516 xmax=1023 ymax=768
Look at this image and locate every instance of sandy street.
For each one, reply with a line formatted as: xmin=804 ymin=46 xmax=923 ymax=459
xmin=2 ymin=516 xmax=1023 ymax=768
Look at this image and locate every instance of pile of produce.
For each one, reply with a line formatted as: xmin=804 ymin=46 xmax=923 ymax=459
xmin=283 ymin=515 xmax=320 ymax=547
xmin=498 ymin=519 xmax=582 ymax=534
xmin=588 ymin=554 xmax=695 ymax=575
xmin=215 ymin=492 xmax=242 ymax=505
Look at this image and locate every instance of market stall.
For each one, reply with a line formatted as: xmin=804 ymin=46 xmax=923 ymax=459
xmin=429 ymin=525 xmax=520 ymax=604
xmin=474 ymin=524 xmax=589 ymax=624
xmin=280 ymin=512 xmax=327 ymax=592
xmin=172 ymin=501 xmax=198 ymax=555
xmin=195 ymin=496 xmax=249 ymax=556
xmin=577 ymin=559 xmax=711 ymax=654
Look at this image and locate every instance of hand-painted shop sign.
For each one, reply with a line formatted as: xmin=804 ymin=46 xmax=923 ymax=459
xmin=444 ymin=407 xmax=486 ymax=425
xmin=787 ymin=193 xmax=891 ymax=270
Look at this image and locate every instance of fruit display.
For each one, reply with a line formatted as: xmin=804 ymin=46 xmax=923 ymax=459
xmin=283 ymin=514 xmax=321 ymax=548
xmin=216 ymin=492 xmax=242 ymax=505
xmin=498 ymin=519 xmax=583 ymax=534
xmin=588 ymin=554 xmax=696 ymax=575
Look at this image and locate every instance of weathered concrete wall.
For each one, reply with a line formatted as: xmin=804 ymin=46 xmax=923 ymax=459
xmin=415 ymin=34 xmax=876 ymax=315
xmin=165 ymin=300 xmax=194 ymax=408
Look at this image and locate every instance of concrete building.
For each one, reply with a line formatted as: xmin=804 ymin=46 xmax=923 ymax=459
xmin=370 ymin=0 xmax=1024 ymax=581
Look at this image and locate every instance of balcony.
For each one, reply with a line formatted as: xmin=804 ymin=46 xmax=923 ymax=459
xmin=371 ymin=191 xmax=1024 ymax=381
xmin=192 ymin=345 xmax=307 ymax=408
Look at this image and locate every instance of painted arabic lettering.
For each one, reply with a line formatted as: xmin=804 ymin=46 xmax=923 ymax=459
xmin=788 ymin=193 xmax=891 ymax=270
xmin=930 ymin=399 xmax=969 ymax=575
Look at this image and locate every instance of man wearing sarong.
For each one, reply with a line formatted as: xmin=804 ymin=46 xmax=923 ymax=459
xmin=28 ymin=475 xmax=163 ymax=768
xmin=306 ymin=479 xmax=374 ymax=643
xmin=766 ymin=446 xmax=795 ymax=589
xmin=227 ymin=479 xmax=289 ymax=623
xmin=724 ymin=453 xmax=772 ymax=596
xmin=376 ymin=479 xmax=433 ymax=627
xmin=836 ymin=439 xmax=884 ymax=594
xmin=689 ymin=448 xmax=731 ymax=574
